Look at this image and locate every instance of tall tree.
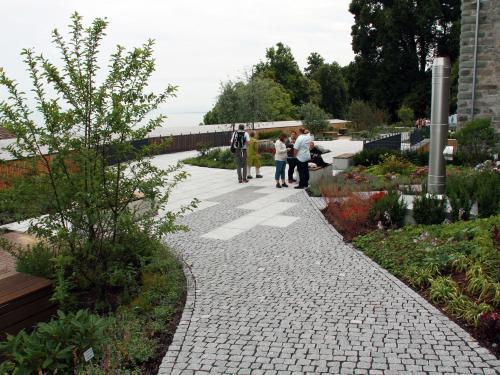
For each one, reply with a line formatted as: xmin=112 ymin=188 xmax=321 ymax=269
xmin=348 ymin=0 xmax=461 ymax=118
xmin=255 ymin=42 xmax=320 ymax=106
xmin=311 ymin=63 xmax=349 ymax=119
xmin=203 ymin=76 xmax=296 ymax=126
xmin=0 ymin=13 xmax=189 ymax=300
xmin=305 ymin=52 xmax=325 ymax=78
xmin=215 ymin=80 xmax=242 ymax=130
xmin=298 ymin=103 xmax=329 ymax=137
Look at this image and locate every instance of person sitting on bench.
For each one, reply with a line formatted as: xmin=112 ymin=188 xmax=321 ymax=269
xmin=309 ymin=142 xmax=329 ymax=168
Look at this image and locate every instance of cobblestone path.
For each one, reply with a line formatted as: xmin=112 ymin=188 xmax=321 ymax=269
xmin=159 ymin=185 xmax=499 ymax=375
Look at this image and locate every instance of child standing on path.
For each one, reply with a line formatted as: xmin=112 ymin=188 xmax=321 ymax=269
xmin=274 ymin=133 xmax=289 ymax=188
xmin=246 ymin=131 xmax=263 ymax=179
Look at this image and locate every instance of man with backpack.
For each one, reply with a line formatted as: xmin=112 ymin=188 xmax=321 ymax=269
xmin=230 ymin=124 xmax=250 ymax=183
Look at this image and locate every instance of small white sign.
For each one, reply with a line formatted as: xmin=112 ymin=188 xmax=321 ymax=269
xmin=83 ymin=347 xmax=94 ymax=362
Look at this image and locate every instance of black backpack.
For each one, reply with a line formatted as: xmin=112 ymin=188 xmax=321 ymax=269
xmin=231 ymin=131 xmax=245 ymax=152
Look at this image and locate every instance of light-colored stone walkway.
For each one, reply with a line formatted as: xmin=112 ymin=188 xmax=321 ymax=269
xmin=158 ymin=165 xmax=499 ymax=374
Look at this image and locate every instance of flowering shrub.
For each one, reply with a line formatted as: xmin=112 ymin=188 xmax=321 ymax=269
xmin=321 ymin=188 xmax=384 ymax=241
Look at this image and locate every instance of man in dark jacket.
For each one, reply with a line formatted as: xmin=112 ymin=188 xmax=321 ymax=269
xmin=309 ymin=142 xmax=329 ymax=167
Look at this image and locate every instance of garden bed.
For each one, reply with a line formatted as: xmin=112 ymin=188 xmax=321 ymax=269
xmin=0 ymin=240 xmax=187 ymax=374
xmin=353 ymin=219 xmax=500 ymax=357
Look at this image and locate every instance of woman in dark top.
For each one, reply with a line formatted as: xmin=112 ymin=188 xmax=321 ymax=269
xmin=285 ymin=131 xmax=298 ymax=183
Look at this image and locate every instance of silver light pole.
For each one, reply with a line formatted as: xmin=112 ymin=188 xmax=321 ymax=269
xmin=428 ymin=57 xmax=451 ymax=195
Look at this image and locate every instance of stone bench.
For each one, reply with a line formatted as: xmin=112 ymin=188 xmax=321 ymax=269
xmin=332 ymin=153 xmax=355 ymax=170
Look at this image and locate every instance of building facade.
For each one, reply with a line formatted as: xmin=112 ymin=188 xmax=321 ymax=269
xmin=457 ymin=0 xmax=500 ymax=131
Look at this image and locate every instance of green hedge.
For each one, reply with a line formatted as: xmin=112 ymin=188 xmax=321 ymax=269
xmin=256 ymin=130 xmax=282 ymax=140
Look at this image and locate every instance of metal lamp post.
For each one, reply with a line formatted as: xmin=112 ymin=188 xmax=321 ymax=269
xmin=427 ymin=57 xmax=451 ymax=195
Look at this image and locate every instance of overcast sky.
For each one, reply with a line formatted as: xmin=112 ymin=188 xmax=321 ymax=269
xmin=1 ymin=0 xmax=355 ymax=116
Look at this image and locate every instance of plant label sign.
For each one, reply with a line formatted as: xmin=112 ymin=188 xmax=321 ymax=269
xmin=83 ymin=347 xmax=95 ymax=362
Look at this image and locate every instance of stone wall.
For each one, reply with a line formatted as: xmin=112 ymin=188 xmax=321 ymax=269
xmin=457 ymin=0 xmax=500 ymax=132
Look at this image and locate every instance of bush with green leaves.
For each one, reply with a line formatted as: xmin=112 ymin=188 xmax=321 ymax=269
xmin=256 ymin=130 xmax=282 ymax=140
xmin=0 ymin=240 xmax=186 ymax=374
xmin=353 ymin=148 xmax=429 ymax=167
xmin=369 ymin=190 xmax=407 ymax=228
xmin=455 ymin=118 xmax=498 ymax=165
xmin=446 ymin=174 xmax=474 ymax=221
xmin=0 ymin=13 xmax=193 ymax=306
xmin=402 ymin=150 xmax=429 ymax=166
xmin=298 ymin=102 xmax=329 ymax=136
xmin=0 ymin=310 xmax=107 ymax=374
xmin=0 ymin=175 xmax=56 ymax=225
xmin=353 ymin=148 xmax=399 ymax=167
xmin=397 ymin=105 xmax=415 ymax=127
xmin=475 ymin=171 xmax=500 ymax=218
xmin=347 ymin=100 xmax=388 ymax=131
xmin=14 ymin=242 xmax=57 ymax=279
xmin=412 ymin=193 xmax=447 ymax=225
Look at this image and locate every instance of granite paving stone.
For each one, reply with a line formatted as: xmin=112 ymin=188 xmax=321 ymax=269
xmin=157 ymin=167 xmax=498 ymax=374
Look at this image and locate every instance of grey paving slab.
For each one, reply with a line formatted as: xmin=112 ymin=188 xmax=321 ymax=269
xmin=158 ymin=185 xmax=499 ymax=375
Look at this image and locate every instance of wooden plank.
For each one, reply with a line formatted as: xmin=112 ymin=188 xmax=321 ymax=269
xmin=0 ymin=284 xmax=53 ymax=315
xmin=0 ymin=295 xmax=55 ymax=330
xmin=0 ymin=273 xmax=52 ymax=305
xmin=1 ymin=305 xmax=58 ymax=339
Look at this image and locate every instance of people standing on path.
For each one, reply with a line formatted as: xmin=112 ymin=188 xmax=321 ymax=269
xmin=285 ymin=131 xmax=298 ymax=184
xmin=293 ymin=128 xmax=312 ymax=189
xmin=230 ymin=124 xmax=250 ymax=183
xmin=274 ymin=133 xmax=289 ymax=188
xmin=246 ymin=131 xmax=263 ymax=179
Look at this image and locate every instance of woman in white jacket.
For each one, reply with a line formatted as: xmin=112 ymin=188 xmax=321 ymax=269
xmin=274 ymin=133 xmax=289 ymax=188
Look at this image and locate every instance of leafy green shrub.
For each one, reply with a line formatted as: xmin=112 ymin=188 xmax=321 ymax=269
xmin=475 ymin=171 xmax=500 ymax=218
xmin=455 ymin=118 xmax=498 ymax=165
xmin=260 ymin=152 xmax=274 ymax=166
xmin=377 ymin=154 xmax=414 ymax=175
xmin=446 ymin=174 xmax=474 ymax=221
xmin=406 ymin=266 xmax=437 ymax=289
xmin=429 ymin=276 xmax=458 ymax=304
xmin=354 ymin=149 xmax=428 ymax=168
xmin=0 ymin=175 xmax=56 ymax=225
xmin=0 ymin=14 xmax=191 ymax=309
xmin=256 ymin=130 xmax=282 ymax=140
xmin=298 ymin=102 xmax=329 ymax=136
xmin=447 ymin=294 xmax=492 ymax=327
xmin=353 ymin=148 xmax=398 ymax=167
xmin=412 ymin=193 xmax=447 ymax=225
xmin=402 ymin=150 xmax=429 ymax=166
xmin=369 ymin=190 xmax=407 ymax=228
xmin=347 ymin=100 xmax=388 ymax=131
xmin=15 ymin=242 xmax=57 ymax=279
xmin=0 ymin=310 xmax=107 ymax=373
xmin=397 ymin=105 xmax=415 ymax=127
